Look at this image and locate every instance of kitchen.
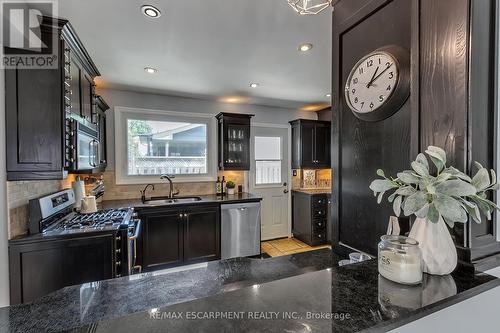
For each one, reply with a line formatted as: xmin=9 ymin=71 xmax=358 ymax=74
xmin=1 ymin=0 xmax=500 ymax=332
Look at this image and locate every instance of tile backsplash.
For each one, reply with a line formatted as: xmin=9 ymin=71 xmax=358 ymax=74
xmin=292 ymin=169 xmax=332 ymax=190
xmin=101 ymin=171 xmax=247 ymax=201
xmin=7 ymin=176 xmax=76 ymax=239
xmin=6 ymin=171 xmax=247 ymax=239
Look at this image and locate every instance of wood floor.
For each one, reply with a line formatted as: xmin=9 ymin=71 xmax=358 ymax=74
xmin=261 ymin=237 xmax=331 ymax=257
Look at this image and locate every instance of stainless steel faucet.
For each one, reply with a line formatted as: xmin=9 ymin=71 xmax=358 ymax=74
xmin=140 ymin=184 xmax=155 ymax=203
xmin=160 ymin=174 xmax=179 ymax=198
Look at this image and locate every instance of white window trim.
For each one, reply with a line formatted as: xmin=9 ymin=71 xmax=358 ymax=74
xmin=114 ymin=106 xmax=217 ymax=185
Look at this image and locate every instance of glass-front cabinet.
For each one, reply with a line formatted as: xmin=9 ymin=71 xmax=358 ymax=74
xmin=216 ymin=113 xmax=254 ymax=170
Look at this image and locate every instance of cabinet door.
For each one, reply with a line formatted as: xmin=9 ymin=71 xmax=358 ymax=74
xmin=314 ymin=123 xmax=331 ymax=167
xmin=5 ymin=67 xmax=64 ymax=179
xmin=141 ymin=210 xmax=183 ymax=271
xmin=184 ymin=205 xmax=220 ymax=263
xmin=97 ymin=110 xmax=107 ymax=166
xmin=9 ymin=235 xmax=114 ymax=304
xmin=68 ymin=56 xmax=82 ymax=119
xmin=301 ymin=122 xmax=316 ymax=168
xmin=81 ymin=73 xmax=93 ymax=123
xmin=222 ymin=122 xmax=251 ymax=170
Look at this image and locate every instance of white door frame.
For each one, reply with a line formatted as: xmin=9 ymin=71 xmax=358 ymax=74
xmin=252 ymin=122 xmax=292 ymax=238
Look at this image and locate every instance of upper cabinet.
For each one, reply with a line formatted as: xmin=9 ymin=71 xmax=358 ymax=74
xmin=216 ymin=113 xmax=254 ymax=171
xmin=95 ymin=96 xmax=109 ymax=170
xmin=5 ymin=16 xmax=101 ymax=180
xmin=290 ymin=119 xmax=331 ymax=169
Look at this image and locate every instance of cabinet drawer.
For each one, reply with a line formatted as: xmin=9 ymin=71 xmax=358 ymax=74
xmin=312 ymin=230 xmax=327 ymax=245
xmin=312 ymin=208 xmax=327 ymax=218
xmin=313 ymin=219 xmax=327 ymax=231
xmin=312 ymin=195 xmax=328 ymax=207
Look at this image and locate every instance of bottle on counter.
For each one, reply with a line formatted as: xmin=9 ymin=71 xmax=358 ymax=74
xmin=216 ymin=177 xmax=222 ymax=196
xmin=222 ymin=176 xmax=227 ymax=196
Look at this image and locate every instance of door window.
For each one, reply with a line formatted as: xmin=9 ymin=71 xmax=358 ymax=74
xmin=254 ymin=136 xmax=281 ymax=185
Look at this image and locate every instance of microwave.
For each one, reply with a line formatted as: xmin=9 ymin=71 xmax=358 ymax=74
xmin=69 ymin=120 xmax=100 ymax=171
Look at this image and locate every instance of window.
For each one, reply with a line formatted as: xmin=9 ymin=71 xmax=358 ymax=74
xmin=115 ymin=107 xmax=215 ymax=184
xmin=254 ymin=136 xmax=281 ymax=185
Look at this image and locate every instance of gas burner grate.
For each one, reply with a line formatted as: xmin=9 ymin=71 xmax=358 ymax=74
xmin=59 ymin=209 xmax=129 ymax=230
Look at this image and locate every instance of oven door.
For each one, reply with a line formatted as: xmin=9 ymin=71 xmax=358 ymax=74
xmin=75 ymin=122 xmax=99 ymax=171
xmin=128 ymin=219 xmax=142 ymax=275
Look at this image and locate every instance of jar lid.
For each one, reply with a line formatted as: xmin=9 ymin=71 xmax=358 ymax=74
xmin=380 ymin=235 xmax=419 ymax=247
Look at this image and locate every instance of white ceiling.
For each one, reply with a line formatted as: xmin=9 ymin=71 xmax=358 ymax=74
xmin=58 ymin=0 xmax=332 ymax=108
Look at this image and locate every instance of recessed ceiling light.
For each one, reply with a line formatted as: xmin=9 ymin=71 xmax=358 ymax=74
xmin=325 ymin=93 xmax=331 ymax=98
xmin=141 ymin=5 xmax=161 ymax=18
xmin=299 ymin=43 xmax=313 ymax=52
xmin=144 ymin=67 xmax=158 ymax=74
xmin=250 ymin=83 xmax=259 ymax=88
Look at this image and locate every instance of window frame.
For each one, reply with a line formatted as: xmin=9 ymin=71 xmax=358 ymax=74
xmin=254 ymin=136 xmax=283 ymax=186
xmin=114 ymin=106 xmax=217 ymax=184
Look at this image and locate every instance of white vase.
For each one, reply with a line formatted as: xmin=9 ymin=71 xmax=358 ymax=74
xmin=408 ymin=217 xmax=457 ymax=275
xmin=227 ymin=188 xmax=235 ymax=195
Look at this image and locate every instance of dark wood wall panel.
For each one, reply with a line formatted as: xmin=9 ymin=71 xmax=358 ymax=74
xmin=419 ymin=0 xmax=469 ymax=246
xmin=332 ymin=0 xmax=413 ymax=255
xmin=419 ymin=0 xmax=469 ymax=172
xmin=332 ymin=0 xmax=500 ymax=269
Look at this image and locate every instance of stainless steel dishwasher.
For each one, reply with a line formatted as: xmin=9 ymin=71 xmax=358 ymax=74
xmin=221 ymin=202 xmax=261 ymax=260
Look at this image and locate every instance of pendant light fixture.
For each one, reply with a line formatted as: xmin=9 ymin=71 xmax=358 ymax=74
xmin=287 ymin=0 xmax=333 ymax=15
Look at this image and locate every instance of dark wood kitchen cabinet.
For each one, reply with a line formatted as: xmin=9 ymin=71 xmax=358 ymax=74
xmin=9 ymin=233 xmax=115 ymax=304
xmin=140 ymin=209 xmax=184 ymax=270
xmin=292 ymin=191 xmax=329 ymax=246
xmin=184 ymin=205 xmax=220 ymax=264
xmin=138 ymin=204 xmax=220 ymax=271
xmin=96 ymin=96 xmax=109 ymax=169
xmin=4 ymin=16 xmax=100 ymax=180
xmin=216 ymin=113 xmax=254 ymax=170
xmin=290 ymin=119 xmax=331 ymax=169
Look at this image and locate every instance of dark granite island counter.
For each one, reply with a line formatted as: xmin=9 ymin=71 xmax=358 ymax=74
xmin=0 ymin=249 xmax=498 ymax=333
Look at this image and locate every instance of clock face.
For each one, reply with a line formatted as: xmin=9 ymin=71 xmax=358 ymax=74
xmin=345 ymin=51 xmax=399 ymax=114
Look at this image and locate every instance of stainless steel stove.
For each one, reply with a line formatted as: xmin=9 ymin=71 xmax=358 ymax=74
xmin=28 ymin=189 xmax=141 ymax=278
xmin=45 ymin=209 xmax=132 ymax=234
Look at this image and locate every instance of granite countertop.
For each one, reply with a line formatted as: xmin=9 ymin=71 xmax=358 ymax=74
xmin=99 ymin=192 xmax=262 ymax=210
xmin=292 ymin=188 xmax=332 ymax=195
xmin=0 ymin=249 xmax=498 ymax=333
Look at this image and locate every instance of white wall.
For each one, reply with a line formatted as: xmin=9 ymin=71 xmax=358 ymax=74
xmin=97 ymin=88 xmax=317 ymax=170
xmin=0 ymin=67 xmax=10 ymax=306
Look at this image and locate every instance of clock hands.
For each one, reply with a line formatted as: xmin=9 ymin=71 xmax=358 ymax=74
xmin=368 ymin=63 xmax=393 ymax=87
xmin=366 ymin=66 xmax=380 ymax=88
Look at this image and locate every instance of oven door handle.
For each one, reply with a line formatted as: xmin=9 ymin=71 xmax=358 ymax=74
xmin=129 ymin=219 xmax=142 ymax=274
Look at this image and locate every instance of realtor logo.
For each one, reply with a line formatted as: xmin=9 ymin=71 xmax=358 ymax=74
xmin=1 ymin=0 xmax=58 ymax=69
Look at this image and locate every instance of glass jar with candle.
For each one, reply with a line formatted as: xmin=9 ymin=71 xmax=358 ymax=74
xmin=378 ymin=235 xmax=423 ymax=285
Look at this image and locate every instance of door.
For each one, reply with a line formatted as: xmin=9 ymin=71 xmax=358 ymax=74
xmin=141 ymin=209 xmax=183 ymax=271
xmin=250 ymin=126 xmax=289 ymax=240
xmin=9 ymin=234 xmax=114 ymax=304
xmin=301 ymin=122 xmax=316 ymax=168
xmin=81 ymin=73 xmax=93 ymax=123
xmin=184 ymin=205 xmax=220 ymax=264
xmin=97 ymin=110 xmax=107 ymax=166
xmin=314 ymin=123 xmax=331 ymax=167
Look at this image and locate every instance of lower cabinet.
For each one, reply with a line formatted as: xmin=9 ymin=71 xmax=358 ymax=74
xmin=292 ymin=191 xmax=329 ymax=246
xmin=9 ymin=234 xmax=115 ymax=304
xmin=138 ymin=204 xmax=220 ymax=271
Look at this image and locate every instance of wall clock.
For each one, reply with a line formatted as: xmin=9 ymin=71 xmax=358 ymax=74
xmin=344 ymin=45 xmax=410 ymax=122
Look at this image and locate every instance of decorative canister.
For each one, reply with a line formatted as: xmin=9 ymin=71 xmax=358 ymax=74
xmin=378 ymin=235 xmax=423 ymax=285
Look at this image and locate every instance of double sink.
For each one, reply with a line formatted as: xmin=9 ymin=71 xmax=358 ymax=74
xmin=143 ymin=196 xmax=203 ymax=206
